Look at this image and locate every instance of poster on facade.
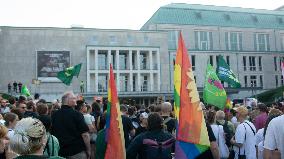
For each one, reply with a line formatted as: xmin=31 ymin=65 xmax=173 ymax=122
xmin=37 ymin=51 xmax=70 ymax=82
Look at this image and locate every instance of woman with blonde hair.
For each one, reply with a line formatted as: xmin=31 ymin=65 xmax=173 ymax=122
xmin=10 ymin=117 xmax=64 ymax=159
xmin=0 ymin=124 xmax=17 ymax=158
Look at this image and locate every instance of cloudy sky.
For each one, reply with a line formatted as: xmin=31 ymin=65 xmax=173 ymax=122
xmin=0 ymin=0 xmax=283 ymax=29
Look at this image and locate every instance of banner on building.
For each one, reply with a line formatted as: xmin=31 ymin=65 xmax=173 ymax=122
xmin=37 ymin=51 xmax=70 ymax=82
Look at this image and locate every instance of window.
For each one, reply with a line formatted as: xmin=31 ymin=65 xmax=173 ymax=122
xmin=133 ymin=75 xmax=136 ymax=91
xmin=260 ymin=75 xmax=263 ymax=87
xmin=120 ymin=75 xmax=128 ymax=92
xmin=98 ymin=75 xmax=107 ymax=92
xmin=109 ymin=35 xmax=117 ymax=44
xmin=140 ymin=51 xmax=148 ymax=70
xmin=249 ymin=56 xmax=256 ymax=71
xmin=281 ymin=35 xmax=284 ymax=51
xmin=244 ymin=76 xmax=248 ymax=87
xmin=141 ymin=76 xmax=148 ymax=91
xmin=210 ymin=55 xmax=214 ymax=66
xmin=275 ymin=75 xmax=279 ymax=87
xmin=225 ymin=32 xmax=242 ymax=51
xmin=226 ymin=56 xmax=230 ymax=66
xmin=194 ymin=31 xmax=213 ymax=50
xmin=194 ymin=76 xmax=197 ymax=83
xmin=258 ymin=56 xmax=262 ymax=71
xmin=250 ymin=75 xmax=257 ymax=87
xmin=191 ymin=55 xmax=195 ymax=71
xmin=243 ymin=56 xmax=247 ymax=71
xmin=281 ymin=75 xmax=284 ymax=86
xmin=274 ymin=57 xmax=278 ymax=71
xmin=127 ymin=34 xmax=133 ymax=44
xmin=144 ymin=35 xmax=149 ymax=44
xmin=119 ymin=52 xmax=128 ymax=70
xmin=98 ymin=51 xmax=107 ymax=70
xmin=111 ymin=51 xmax=116 ymax=69
xmin=168 ymin=31 xmax=177 ymax=49
xmin=254 ymin=33 xmax=270 ymax=51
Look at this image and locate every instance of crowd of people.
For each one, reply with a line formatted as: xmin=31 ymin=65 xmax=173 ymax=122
xmin=0 ymin=92 xmax=283 ymax=159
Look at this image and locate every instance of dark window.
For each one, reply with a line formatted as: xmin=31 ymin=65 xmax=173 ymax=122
xmin=243 ymin=56 xmax=247 ymax=71
xmin=275 ymin=75 xmax=279 ymax=87
xmin=244 ymin=76 xmax=247 ymax=87
xmin=249 ymin=56 xmax=256 ymax=71
xmin=226 ymin=56 xmax=230 ymax=66
xmin=191 ymin=55 xmax=195 ymax=71
xmin=260 ymin=75 xmax=263 ymax=87
xmin=250 ymin=75 xmax=257 ymax=87
xmin=258 ymin=56 xmax=262 ymax=71
xmin=210 ymin=55 xmax=213 ymax=66
xmin=274 ymin=57 xmax=278 ymax=71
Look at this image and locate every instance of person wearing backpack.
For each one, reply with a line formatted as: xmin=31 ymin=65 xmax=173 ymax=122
xmin=126 ymin=113 xmax=175 ymax=159
xmin=230 ymin=106 xmax=256 ymax=159
xmin=216 ymin=110 xmax=235 ymax=147
xmin=161 ymin=102 xmax=176 ymax=134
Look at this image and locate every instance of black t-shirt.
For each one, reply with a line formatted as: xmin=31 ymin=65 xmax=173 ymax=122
xmin=122 ymin=115 xmax=134 ymax=148
xmin=126 ymin=130 xmax=174 ymax=159
xmin=51 ymin=105 xmax=89 ymax=157
xmin=135 ymin=125 xmax=147 ymax=137
xmin=195 ymin=123 xmax=216 ymax=159
xmin=162 ymin=116 xmax=176 ymax=134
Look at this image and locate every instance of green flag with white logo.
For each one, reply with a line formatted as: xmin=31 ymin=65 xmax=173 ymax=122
xmin=57 ymin=63 xmax=82 ymax=85
xmin=216 ymin=55 xmax=241 ymax=88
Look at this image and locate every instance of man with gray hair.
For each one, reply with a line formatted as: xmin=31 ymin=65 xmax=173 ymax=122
xmin=215 ymin=110 xmax=235 ymax=147
xmin=161 ymin=102 xmax=176 ymax=134
xmin=51 ymin=91 xmax=91 ymax=159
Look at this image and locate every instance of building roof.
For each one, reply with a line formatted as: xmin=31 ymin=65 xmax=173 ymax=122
xmin=141 ymin=3 xmax=284 ymax=30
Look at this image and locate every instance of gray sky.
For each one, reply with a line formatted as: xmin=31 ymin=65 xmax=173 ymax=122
xmin=0 ymin=0 xmax=283 ymax=29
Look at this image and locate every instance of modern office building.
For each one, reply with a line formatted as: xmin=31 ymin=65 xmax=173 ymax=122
xmin=1 ymin=3 xmax=284 ymax=104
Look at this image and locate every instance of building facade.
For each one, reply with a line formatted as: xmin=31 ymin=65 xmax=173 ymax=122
xmin=1 ymin=3 xmax=284 ymax=103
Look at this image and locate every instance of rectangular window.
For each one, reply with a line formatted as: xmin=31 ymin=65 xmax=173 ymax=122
xmin=281 ymin=35 xmax=284 ymax=51
xmin=226 ymin=56 xmax=230 ymax=66
xmin=140 ymin=51 xmax=148 ymax=70
xmin=191 ymin=55 xmax=195 ymax=71
xmin=249 ymin=56 xmax=256 ymax=71
xmin=168 ymin=31 xmax=177 ymax=49
xmin=210 ymin=55 xmax=213 ymax=66
xmin=98 ymin=51 xmax=107 ymax=70
xmin=194 ymin=31 xmax=213 ymax=50
xmin=225 ymin=32 xmax=242 ymax=51
xmin=275 ymin=75 xmax=279 ymax=87
xmin=255 ymin=33 xmax=270 ymax=51
xmin=141 ymin=75 xmax=148 ymax=91
xmin=258 ymin=56 xmax=262 ymax=71
xmin=244 ymin=76 xmax=248 ymax=87
xmin=243 ymin=56 xmax=247 ymax=71
xmin=260 ymin=75 xmax=263 ymax=87
xmin=194 ymin=76 xmax=197 ymax=83
xmin=120 ymin=75 xmax=128 ymax=92
xmin=98 ymin=75 xmax=107 ymax=92
xmin=109 ymin=35 xmax=117 ymax=44
xmin=281 ymin=75 xmax=284 ymax=86
xmin=250 ymin=75 xmax=257 ymax=87
xmin=119 ymin=51 xmax=128 ymax=70
xmin=127 ymin=34 xmax=133 ymax=44
xmin=274 ymin=57 xmax=278 ymax=71
xmin=133 ymin=75 xmax=136 ymax=91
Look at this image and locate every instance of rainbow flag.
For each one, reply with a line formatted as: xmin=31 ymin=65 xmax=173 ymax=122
xmin=174 ymin=32 xmax=210 ymax=159
xmin=105 ymin=64 xmax=126 ymax=159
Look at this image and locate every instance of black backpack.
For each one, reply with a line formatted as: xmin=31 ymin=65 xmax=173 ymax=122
xmin=143 ymin=137 xmax=175 ymax=159
xmin=216 ymin=120 xmax=233 ymax=147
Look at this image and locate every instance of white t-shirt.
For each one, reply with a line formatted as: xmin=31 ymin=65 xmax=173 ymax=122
xmin=231 ymin=116 xmax=239 ymax=128
xmin=234 ymin=120 xmax=256 ymax=159
xmin=255 ymin=128 xmax=264 ymax=146
xmin=7 ymin=129 xmax=14 ymax=139
xmin=258 ymin=141 xmax=264 ymax=159
xmin=83 ymin=114 xmax=95 ymax=125
xmin=264 ymin=115 xmax=284 ymax=156
xmin=211 ymin=124 xmax=229 ymax=158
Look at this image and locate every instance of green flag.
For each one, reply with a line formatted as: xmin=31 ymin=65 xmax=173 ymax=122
xmin=203 ymin=64 xmax=227 ymax=109
xmin=217 ymin=55 xmax=241 ymax=88
xmin=21 ymin=85 xmax=31 ymax=97
xmin=57 ymin=63 xmax=82 ymax=85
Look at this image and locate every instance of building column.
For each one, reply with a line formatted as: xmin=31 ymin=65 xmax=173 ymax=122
xmin=137 ymin=50 xmax=141 ymax=91
xmin=108 ymin=50 xmax=111 ymax=68
xmin=116 ymin=50 xmax=120 ymax=92
xmin=129 ymin=51 xmax=133 ymax=91
xmin=95 ymin=73 xmax=98 ymax=92
xmin=150 ymin=73 xmax=153 ymax=91
xmin=157 ymin=50 xmax=161 ymax=91
xmin=149 ymin=51 xmax=153 ymax=70
xmin=87 ymin=48 xmax=90 ymax=92
xmin=95 ymin=49 xmax=98 ymax=70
